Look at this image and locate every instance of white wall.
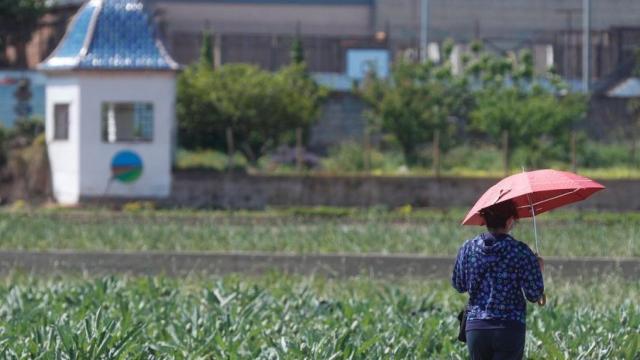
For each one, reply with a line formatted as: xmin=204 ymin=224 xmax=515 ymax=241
xmin=45 ymin=76 xmax=81 ymax=204
xmin=76 ymin=72 xmax=176 ymax=199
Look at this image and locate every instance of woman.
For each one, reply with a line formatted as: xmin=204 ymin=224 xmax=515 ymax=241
xmin=452 ymin=200 xmax=544 ymax=360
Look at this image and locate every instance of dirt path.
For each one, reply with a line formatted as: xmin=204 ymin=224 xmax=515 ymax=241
xmin=0 ymin=250 xmax=637 ymax=278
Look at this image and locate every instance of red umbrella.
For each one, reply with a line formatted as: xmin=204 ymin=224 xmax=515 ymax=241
xmin=462 ymin=169 xmax=605 ymax=307
xmin=462 ymin=169 xmax=605 ymax=253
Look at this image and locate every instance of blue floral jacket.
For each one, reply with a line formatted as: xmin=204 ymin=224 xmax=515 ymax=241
xmin=452 ymin=233 xmax=544 ymax=325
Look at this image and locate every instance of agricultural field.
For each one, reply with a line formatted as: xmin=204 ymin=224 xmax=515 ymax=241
xmin=0 ymin=207 xmax=637 ymax=257
xmin=0 ymin=207 xmax=637 ymax=358
xmin=0 ymin=274 xmax=637 ymax=359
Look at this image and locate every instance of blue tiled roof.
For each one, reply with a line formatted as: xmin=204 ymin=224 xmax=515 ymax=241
xmin=39 ymin=0 xmax=178 ymax=71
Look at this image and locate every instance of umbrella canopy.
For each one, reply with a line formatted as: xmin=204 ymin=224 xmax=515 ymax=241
xmin=462 ymin=169 xmax=605 ymax=226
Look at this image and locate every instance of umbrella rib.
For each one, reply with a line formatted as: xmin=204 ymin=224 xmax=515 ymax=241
xmin=515 ymin=188 xmax=582 ymax=210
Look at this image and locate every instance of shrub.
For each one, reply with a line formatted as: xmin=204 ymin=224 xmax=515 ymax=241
xmin=174 ymin=149 xmax=247 ymax=171
xmin=441 ymin=144 xmax=503 ymax=171
xmin=359 ymin=47 xmax=472 ymax=165
xmin=322 ymin=142 xmax=405 ymax=174
xmin=578 ymin=141 xmax=638 ymax=168
xmin=177 ymin=62 xmax=326 ymax=164
xmin=122 ymin=201 xmax=156 ymax=213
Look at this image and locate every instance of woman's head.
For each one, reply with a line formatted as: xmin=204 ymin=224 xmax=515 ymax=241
xmin=480 ymin=200 xmax=519 ymax=233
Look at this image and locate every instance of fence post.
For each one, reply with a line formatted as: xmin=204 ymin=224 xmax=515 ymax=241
xmin=214 ymin=33 xmax=222 ymax=69
xmin=631 ymin=119 xmax=638 ymax=165
xmin=296 ymin=127 xmax=303 ymax=172
xmin=433 ymin=129 xmax=440 ymax=178
xmin=363 ymin=127 xmax=371 ymax=174
xmin=571 ymin=131 xmax=577 ymax=173
xmin=226 ymin=127 xmax=235 ymax=171
xmin=502 ymin=130 xmax=509 ymax=176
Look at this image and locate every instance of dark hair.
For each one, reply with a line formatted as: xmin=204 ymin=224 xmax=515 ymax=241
xmin=480 ymin=200 xmax=518 ymax=230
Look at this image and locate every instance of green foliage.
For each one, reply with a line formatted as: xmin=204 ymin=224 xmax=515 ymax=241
xmin=578 ymin=140 xmax=639 ymax=168
xmin=176 ymin=63 xmax=225 ymax=151
xmin=471 ymin=89 xmax=586 ymax=168
xmin=322 ymin=141 xmax=405 ymax=174
xmin=122 ymin=201 xmax=156 ymax=213
xmin=177 ymin=63 xmax=326 ymax=164
xmin=466 ymin=49 xmax=587 ymax=168
xmin=0 ymin=275 xmax=637 ymax=358
xmin=11 ymin=117 xmax=44 ymax=142
xmin=290 ymin=37 xmax=304 ymax=65
xmin=360 ymin=41 xmax=587 ymax=169
xmin=0 ymin=125 xmax=9 ymax=167
xmin=175 ymin=148 xmax=247 ymax=171
xmin=360 ymin=54 xmax=473 ymax=165
xmin=627 ymin=49 xmax=640 ymax=163
xmin=199 ymin=30 xmax=214 ymax=68
xmin=441 ymin=144 xmax=503 ymax=172
xmin=1 ymin=209 xmax=638 ymax=257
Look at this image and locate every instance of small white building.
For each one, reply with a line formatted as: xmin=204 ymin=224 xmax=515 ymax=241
xmin=39 ymin=0 xmax=179 ymax=205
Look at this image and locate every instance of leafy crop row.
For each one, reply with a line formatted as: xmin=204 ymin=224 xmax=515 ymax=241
xmin=0 ymin=274 xmax=637 ymax=359
xmin=0 ymin=209 xmax=638 ymax=257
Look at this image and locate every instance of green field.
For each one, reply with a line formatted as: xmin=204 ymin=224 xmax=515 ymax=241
xmin=0 ymin=208 xmax=638 ymax=257
xmin=1 ymin=208 xmax=637 ymax=358
xmin=0 ymin=274 xmax=637 ymax=359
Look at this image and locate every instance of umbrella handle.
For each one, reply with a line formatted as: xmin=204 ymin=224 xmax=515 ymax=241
xmin=535 ymin=254 xmax=546 ymax=306
xmin=537 ymin=293 xmax=547 ymax=306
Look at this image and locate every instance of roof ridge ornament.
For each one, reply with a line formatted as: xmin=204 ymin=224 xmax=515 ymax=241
xmin=80 ymin=0 xmax=103 ymax=58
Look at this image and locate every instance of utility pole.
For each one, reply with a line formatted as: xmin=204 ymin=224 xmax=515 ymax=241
xmin=582 ymin=0 xmax=591 ymax=93
xmin=420 ymin=0 xmax=428 ymax=63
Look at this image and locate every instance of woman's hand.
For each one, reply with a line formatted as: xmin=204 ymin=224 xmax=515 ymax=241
xmin=537 ymin=293 xmax=547 ymax=306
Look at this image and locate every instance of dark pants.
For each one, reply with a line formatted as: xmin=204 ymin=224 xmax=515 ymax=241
xmin=466 ymin=328 xmax=526 ymax=360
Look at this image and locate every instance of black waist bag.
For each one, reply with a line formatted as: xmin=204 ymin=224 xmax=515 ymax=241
xmin=457 ymin=307 xmax=468 ymax=342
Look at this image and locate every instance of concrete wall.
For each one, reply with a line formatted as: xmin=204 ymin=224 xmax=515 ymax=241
xmin=169 ymin=172 xmax=638 ymax=210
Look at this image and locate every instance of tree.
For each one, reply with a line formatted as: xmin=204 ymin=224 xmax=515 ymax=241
xmin=290 ymin=36 xmax=304 ymax=65
xmin=200 ymin=30 xmax=214 ymax=69
xmin=626 ymin=48 xmax=640 ymax=165
xmin=359 ymin=40 xmax=473 ymax=165
xmin=359 ymin=39 xmax=586 ymax=168
xmin=176 ymin=62 xmax=326 ymax=164
xmin=0 ymin=0 xmax=47 ymax=67
xmin=176 ymin=63 xmax=225 ymax=151
xmin=468 ymin=48 xmax=587 ymax=168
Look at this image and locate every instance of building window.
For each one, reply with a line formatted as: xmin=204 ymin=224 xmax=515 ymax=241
xmin=53 ymin=104 xmax=69 ymax=140
xmin=101 ymin=102 xmax=153 ymax=143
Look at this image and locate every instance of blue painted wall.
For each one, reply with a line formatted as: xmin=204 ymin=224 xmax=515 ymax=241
xmin=0 ymin=71 xmax=46 ymax=128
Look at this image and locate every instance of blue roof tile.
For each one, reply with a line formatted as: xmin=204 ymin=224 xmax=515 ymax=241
xmin=39 ymin=0 xmax=178 ymax=71
xmin=53 ymin=2 xmax=97 ymax=59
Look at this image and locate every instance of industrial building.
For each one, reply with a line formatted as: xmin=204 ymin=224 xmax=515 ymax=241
xmin=0 ymin=0 xmax=638 ymax=143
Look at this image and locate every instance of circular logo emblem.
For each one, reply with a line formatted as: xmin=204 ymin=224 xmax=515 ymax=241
xmin=111 ymin=150 xmax=143 ymax=183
